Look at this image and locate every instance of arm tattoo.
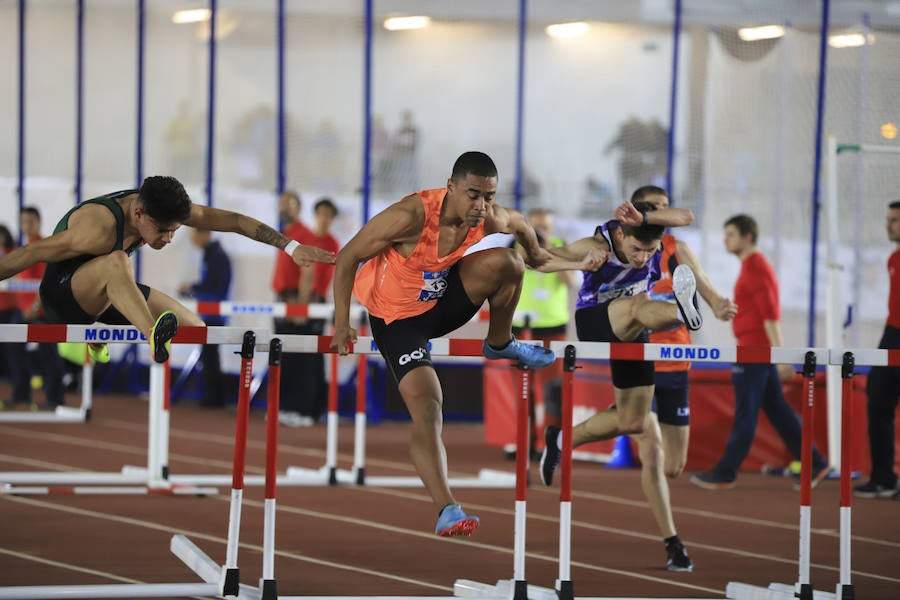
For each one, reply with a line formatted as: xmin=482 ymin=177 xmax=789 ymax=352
xmin=254 ymin=224 xmax=289 ymax=249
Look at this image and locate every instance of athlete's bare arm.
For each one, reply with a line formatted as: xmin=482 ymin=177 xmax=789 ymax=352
xmin=484 ymin=205 xmax=552 ymax=268
xmin=186 ymin=203 xmax=335 ymax=266
xmin=0 ymin=204 xmax=118 ymax=280
xmin=330 ymin=196 xmax=424 ymax=354
xmin=615 ymin=202 xmax=694 ymax=228
xmin=675 ymin=240 xmax=737 ymax=320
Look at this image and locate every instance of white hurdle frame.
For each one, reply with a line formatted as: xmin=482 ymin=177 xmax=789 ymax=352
xmin=0 ymin=324 xmax=266 ymax=495
xmin=0 ymin=325 xmax=515 ymax=493
xmin=0 ymin=281 xmax=94 ymax=423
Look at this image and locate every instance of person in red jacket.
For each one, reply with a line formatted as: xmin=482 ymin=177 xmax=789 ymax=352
xmin=690 ymin=214 xmax=828 ymax=489
xmin=271 ymin=190 xmax=319 ymax=426
xmin=853 ymin=200 xmax=900 ymax=499
xmin=12 ymin=207 xmax=66 ymax=409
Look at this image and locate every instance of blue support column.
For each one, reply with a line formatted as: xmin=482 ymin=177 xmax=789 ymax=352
xmin=75 ymin=0 xmax=85 ymax=204
xmin=807 ymin=0 xmax=831 ymax=346
xmin=16 ymin=0 xmax=26 ymax=244
xmin=135 ymin=0 xmax=145 ymax=283
xmin=513 ymin=0 xmax=527 ymax=213
xmin=361 ymin=0 xmax=373 ymax=224
xmin=205 ymin=0 xmax=218 ymax=207
xmin=276 ymin=0 xmax=286 ymax=196
xmin=665 ymin=0 xmax=682 ymax=198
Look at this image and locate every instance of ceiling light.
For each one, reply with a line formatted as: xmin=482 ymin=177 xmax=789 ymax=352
xmin=172 ymin=9 xmax=211 ymax=24
xmin=546 ymin=22 xmax=589 ymax=39
xmin=383 ymin=16 xmax=431 ymax=31
xmin=828 ymin=33 xmax=867 ymax=48
xmin=737 ymin=25 xmax=785 ymax=42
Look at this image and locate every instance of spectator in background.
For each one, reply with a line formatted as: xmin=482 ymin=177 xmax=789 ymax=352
xmin=178 ymin=228 xmax=232 ymax=408
xmin=15 ymin=207 xmax=66 ymax=410
xmin=390 ymin=110 xmax=419 ymax=192
xmin=271 ymin=191 xmax=319 ymax=426
xmin=853 ymin=200 xmax=900 ymax=499
xmin=690 ymin=214 xmax=829 ymax=490
xmin=0 ymin=224 xmax=28 ymax=409
xmin=510 ymin=208 xmax=573 ymax=456
xmin=296 ymin=197 xmax=342 ymax=422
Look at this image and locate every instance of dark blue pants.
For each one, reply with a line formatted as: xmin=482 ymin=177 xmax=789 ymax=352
xmin=713 ymin=363 xmax=826 ymax=480
xmin=1 ymin=310 xmax=65 ymax=406
xmin=865 ymin=325 xmax=900 ymax=488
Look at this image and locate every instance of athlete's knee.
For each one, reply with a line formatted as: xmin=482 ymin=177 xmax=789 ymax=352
xmin=637 ymin=436 xmax=663 ymax=470
xmin=105 ymin=251 xmax=135 ymax=277
xmin=617 ymin=414 xmax=645 ymax=435
xmin=491 ymin=247 xmax=524 ymax=279
xmin=664 ymin=458 xmax=686 ymax=478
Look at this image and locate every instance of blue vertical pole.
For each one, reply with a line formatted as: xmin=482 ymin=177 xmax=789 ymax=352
xmin=361 ymin=0 xmax=373 ymax=224
xmin=135 ymin=0 xmax=145 ymax=281
xmin=16 ymin=0 xmax=25 ymax=245
xmin=807 ymin=0 xmax=830 ymax=346
xmin=136 ymin=0 xmax=145 ymax=186
xmin=205 ymin=0 xmax=217 ymax=207
xmin=513 ymin=0 xmax=527 ymax=213
xmin=276 ymin=0 xmax=286 ymax=196
xmin=665 ymin=0 xmax=682 ymax=199
xmin=75 ymin=0 xmax=85 ymax=204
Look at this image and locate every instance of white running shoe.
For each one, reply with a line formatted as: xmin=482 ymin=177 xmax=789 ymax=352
xmin=673 ymin=264 xmax=702 ymax=331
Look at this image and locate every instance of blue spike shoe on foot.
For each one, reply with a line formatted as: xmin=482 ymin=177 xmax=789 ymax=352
xmin=482 ymin=336 xmax=555 ymax=369
xmin=435 ymin=504 xmax=479 ymax=537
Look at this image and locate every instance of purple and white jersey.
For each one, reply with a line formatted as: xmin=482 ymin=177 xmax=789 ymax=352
xmin=576 ymin=220 xmax=661 ymax=310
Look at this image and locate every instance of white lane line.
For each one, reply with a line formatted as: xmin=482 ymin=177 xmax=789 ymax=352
xmin=0 ymin=494 xmax=450 ymax=593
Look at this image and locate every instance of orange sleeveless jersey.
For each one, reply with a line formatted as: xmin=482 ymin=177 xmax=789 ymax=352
xmin=353 ymin=188 xmax=486 ymax=324
xmin=649 ymin=233 xmax=691 ymax=372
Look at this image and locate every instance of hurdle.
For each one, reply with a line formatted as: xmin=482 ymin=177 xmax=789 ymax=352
xmin=174 ymin=300 xmax=516 ymax=489
xmin=0 ymin=323 xmax=269 ymax=495
xmin=454 ymin=340 xmax=856 ymax=600
xmin=0 ymin=323 xmax=516 ymax=493
xmin=0 ymin=329 xmax=268 ymax=599
xmin=722 ymin=348 xmax=889 ymax=600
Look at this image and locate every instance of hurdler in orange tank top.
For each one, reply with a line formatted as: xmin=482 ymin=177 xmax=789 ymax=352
xmin=353 ymin=189 xmax=486 ymax=324
xmin=648 ymin=233 xmax=691 ymax=372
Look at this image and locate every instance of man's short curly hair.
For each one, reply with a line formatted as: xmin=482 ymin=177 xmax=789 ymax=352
xmin=138 ymin=176 xmax=192 ymax=223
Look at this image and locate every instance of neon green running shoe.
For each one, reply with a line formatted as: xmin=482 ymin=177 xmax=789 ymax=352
xmin=87 ymin=343 xmax=110 ymax=364
xmin=149 ymin=311 xmax=179 ymax=364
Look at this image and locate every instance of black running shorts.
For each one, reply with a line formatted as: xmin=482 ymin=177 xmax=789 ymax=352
xmin=575 ymin=302 xmax=654 ymax=389
xmin=368 ymin=263 xmax=480 ymax=384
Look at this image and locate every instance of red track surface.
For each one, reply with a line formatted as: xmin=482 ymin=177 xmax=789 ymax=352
xmin=0 ymin=392 xmax=898 ymax=599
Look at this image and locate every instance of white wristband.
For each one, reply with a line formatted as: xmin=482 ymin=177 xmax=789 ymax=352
xmin=283 ymin=240 xmax=300 ymax=256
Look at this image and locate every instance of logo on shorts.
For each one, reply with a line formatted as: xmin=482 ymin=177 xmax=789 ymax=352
xmin=417 ymin=270 xmax=449 ymax=302
xmin=398 ymin=347 xmax=429 ymax=366
xmin=676 ymin=407 xmax=690 ymax=417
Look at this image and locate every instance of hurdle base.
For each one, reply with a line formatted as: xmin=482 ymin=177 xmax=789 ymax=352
xmin=726 ymin=581 xmax=836 ymax=600
xmin=260 ymin=578 xmax=277 ymax=600
xmin=453 ymin=579 xmax=557 ymax=600
xmin=171 ymin=534 xmax=263 ymax=599
xmin=329 ymin=468 xmax=515 ymax=488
